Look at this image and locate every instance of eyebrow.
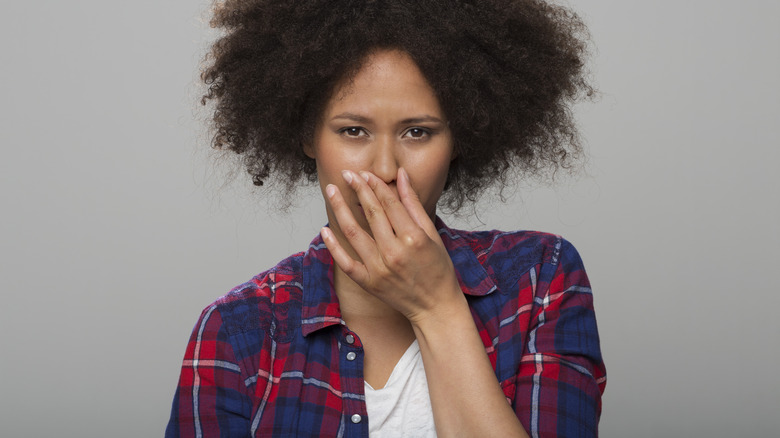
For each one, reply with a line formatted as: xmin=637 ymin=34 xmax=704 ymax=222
xmin=331 ymin=112 xmax=446 ymax=125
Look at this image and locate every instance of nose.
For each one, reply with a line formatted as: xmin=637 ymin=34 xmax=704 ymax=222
xmin=369 ymin=135 xmax=399 ymax=185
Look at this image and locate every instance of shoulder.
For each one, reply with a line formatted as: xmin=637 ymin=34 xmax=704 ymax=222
xmin=442 ymin=223 xmax=590 ymax=297
xmin=203 ymin=251 xmax=307 ymax=337
xmin=443 ymin=225 xmax=579 ymax=272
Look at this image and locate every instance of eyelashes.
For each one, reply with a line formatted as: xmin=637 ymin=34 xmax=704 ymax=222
xmin=338 ymin=126 xmax=434 ymax=140
xmin=404 ymin=127 xmax=429 ymax=139
xmin=339 ymin=127 xmax=369 ymax=138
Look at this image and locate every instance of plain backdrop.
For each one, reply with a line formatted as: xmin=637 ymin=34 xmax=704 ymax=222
xmin=1 ymin=1 xmax=778 ymax=437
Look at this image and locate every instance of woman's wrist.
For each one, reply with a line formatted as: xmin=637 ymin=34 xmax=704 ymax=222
xmin=407 ymin=281 xmax=471 ymax=337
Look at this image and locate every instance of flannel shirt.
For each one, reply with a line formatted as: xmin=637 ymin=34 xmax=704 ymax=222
xmin=166 ymin=217 xmax=606 ymax=437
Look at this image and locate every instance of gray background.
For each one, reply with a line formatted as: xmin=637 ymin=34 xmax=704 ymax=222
xmin=1 ymin=1 xmax=778 ymax=437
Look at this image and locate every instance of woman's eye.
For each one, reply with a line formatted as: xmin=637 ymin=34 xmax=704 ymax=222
xmin=404 ymin=128 xmax=429 ymax=139
xmin=340 ymin=127 xmax=366 ymax=137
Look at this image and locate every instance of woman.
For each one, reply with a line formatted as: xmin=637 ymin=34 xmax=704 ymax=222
xmin=167 ymin=1 xmax=605 ymax=437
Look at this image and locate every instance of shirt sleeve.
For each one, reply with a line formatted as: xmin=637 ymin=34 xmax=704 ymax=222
xmin=514 ymin=238 xmax=606 ymax=438
xmin=165 ymin=304 xmax=253 ymax=438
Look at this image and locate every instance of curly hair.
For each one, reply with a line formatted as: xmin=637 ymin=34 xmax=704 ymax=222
xmin=201 ymin=0 xmax=593 ymax=211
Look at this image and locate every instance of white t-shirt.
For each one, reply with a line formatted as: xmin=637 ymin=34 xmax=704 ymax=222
xmin=364 ymin=340 xmax=437 ymax=437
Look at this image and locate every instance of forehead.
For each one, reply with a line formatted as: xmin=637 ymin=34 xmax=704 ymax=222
xmin=324 ymin=49 xmax=443 ymax=117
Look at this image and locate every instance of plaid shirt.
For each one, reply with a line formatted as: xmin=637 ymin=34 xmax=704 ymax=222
xmin=166 ymin=218 xmax=606 ymax=437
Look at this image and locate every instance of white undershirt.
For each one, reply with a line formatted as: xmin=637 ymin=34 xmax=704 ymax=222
xmin=364 ymin=340 xmax=437 ymax=437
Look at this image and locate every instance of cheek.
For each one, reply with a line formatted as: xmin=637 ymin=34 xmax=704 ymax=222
xmin=313 ymin=144 xmax=345 ymax=184
xmin=411 ymin=156 xmax=452 ymax=207
xmin=314 ymin=146 xmax=365 ymax=203
xmin=316 ymin=141 xmax=365 ymax=174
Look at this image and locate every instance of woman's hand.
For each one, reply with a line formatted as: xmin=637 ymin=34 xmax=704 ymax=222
xmin=322 ymin=167 xmax=530 ymax=438
xmin=320 ymin=167 xmax=464 ymax=324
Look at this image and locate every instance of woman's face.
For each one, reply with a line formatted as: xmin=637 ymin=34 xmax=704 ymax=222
xmin=307 ymin=49 xmax=455 ymax=237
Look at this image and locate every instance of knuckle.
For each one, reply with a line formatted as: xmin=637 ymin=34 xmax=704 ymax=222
xmin=380 ymin=196 xmax=399 ymax=211
xmin=401 ymin=232 xmax=425 ymax=249
xmin=342 ymin=224 xmax=361 ymax=240
xmin=340 ymin=260 xmax=355 ymax=275
xmin=377 ymin=263 xmax=395 ymax=280
xmin=340 ymin=263 xmax=367 ymax=285
xmin=365 ymin=205 xmax=380 ymax=220
xmin=383 ymin=250 xmax=403 ymax=268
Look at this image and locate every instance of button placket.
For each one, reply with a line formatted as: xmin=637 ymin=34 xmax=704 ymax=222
xmin=340 ymin=328 xmax=367 ymax=435
xmin=344 ymin=332 xmax=357 ymax=361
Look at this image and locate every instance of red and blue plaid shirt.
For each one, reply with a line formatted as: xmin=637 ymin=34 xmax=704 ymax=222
xmin=166 ymin=218 xmax=606 ymax=437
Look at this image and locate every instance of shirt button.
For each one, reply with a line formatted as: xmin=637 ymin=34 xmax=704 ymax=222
xmin=345 ymin=334 xmax=355 ymax=344
xmin=346 ymin=352 xmax=357 ymax=361
xmin=351 ymin=414 xmax=362 ymax=424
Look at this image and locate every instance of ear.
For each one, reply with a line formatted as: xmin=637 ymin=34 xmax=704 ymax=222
xmin=303 ymin=142 xmax=316 ymax=159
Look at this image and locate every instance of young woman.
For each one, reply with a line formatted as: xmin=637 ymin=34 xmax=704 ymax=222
xmin=167 ymin=1 xmax=606 ymax=437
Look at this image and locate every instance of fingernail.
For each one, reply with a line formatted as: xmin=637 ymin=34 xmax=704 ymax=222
xmin=326 ymin=184 xmax=336 ymax=198
xmin=400 ymin=167 xmax=409 ymax=184
xmin=359 ymin=171 xmax=370 ymax=182
xmin=341 ymin=170 xmax=353 ymax=184
xmin=321 ymin=227 xmax=332 ymax=239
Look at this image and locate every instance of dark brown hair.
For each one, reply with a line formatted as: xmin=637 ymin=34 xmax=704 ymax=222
xmin=202 ymin=0 xmax=593 ymax=210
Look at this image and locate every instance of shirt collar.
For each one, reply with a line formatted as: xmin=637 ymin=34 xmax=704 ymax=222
xmin=434 ymin=216 xmax=498 ymax=298
xmin=300 ymin=217 xmax=497 ymax=337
